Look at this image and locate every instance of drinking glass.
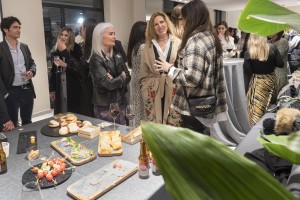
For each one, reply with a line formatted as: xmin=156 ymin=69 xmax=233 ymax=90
xmin=21 ymin=181 xmax=44 ymax=200
xmin=236 ymin=44 xmax=243 ymax=59
xmin=19 ymin=69 xmax=30 ymax=89
xmin=108 ymin=103 xmax=120 ymax=130
xmin=53 ymin=56 xmax=61 ymax=73
xmin=126 ymin=105 xmax=135 ymax=131
xmin=226 ymin=44 xmax=234 ymax=58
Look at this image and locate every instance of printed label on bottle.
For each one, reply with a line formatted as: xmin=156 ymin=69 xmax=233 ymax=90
xmin=139 ymin=161 xmax=149 ymax=177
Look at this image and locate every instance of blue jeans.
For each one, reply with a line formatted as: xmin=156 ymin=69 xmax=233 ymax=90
xmin=5 ymin=86 xmax=34 ymax=126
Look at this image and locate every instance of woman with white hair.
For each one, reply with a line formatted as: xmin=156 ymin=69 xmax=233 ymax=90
xmin=89 ymin=22 xmax=131 ymax=125
xmin=244 ymin=33 xmax=284 ymax=126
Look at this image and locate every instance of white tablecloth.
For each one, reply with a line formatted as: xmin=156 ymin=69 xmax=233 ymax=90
xmin=210 ymin=58 xmax=251 ymax=146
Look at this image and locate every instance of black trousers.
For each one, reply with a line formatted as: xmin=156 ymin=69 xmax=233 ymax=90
xmin=6 ymin=86 xmax=34 ymax=126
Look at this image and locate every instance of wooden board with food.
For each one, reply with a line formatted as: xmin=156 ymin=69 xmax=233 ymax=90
xmin=98 ymin=130 xmax=123 ymax=157
xmin=67 ymin=159 xmax=138 ymax=200
xmin=51 ymin=137 xmax=97 ymax=165
xmin=41 ymin=113 xmax=93 ymax=137
xmin=121 ymin=126 xmax=142 ymax=145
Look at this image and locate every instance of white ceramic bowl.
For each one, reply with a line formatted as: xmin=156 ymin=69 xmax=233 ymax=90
xmin=1 ymin=142 xmax=9 ymax=158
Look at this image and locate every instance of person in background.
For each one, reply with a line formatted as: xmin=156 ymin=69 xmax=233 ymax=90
xmin=237 ymin=31 xmax=247 ymax=47
xmin=89 ymin=22 xmax=131 ymax=125
xmin=228 ymin=27 xmax=234 ymax=37
xmin=171 ymin=3 xmax=184 ymax=39
xmin=127 ymin=21 xmax=147 ymax=128
xmin=49 ymin=27 xmax=83 ymax=115
xmin=288 ymin=32 xmax=300 ymax=74
xmin=217 ymin=21 xmax=234 ymax=51
xmin=268 ymin=31 xmax=289 ymax=93
xmin=0 ymin=16 xmax=37 ymax=127
xmin=140 ymin=12 xmax=181 ymax=124
xmin=233 ymin=28 xmax=240 ymax=44
xmin=78 ymin=18 xmax=98 ymax=117
xmin=155 ymin=0 xmax=227 ymax=131
xmin=0 ymin=76 xmax=14 ymax=131
xmin=244 ymin=34 xmax=284 ymax=126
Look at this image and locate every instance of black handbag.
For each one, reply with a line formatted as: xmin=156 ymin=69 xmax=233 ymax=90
xmin=182 ymin=87 xmax=216 ymax=119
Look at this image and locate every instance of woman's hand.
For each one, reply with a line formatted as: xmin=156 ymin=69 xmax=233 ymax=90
xmin=57 ymin=39 xmax=67 ymax=52
xmin=120 ymin=71 xmax=126 ymax=79
xmin=107 ymin=73 xmax=113 ymax=80
xmin=154 ymin=60 xmax=173 ymax=73
xmin=50 ymin=92 xmax=56 ymax=101
xmin=56 ymin=58 xmax=67 ymax=68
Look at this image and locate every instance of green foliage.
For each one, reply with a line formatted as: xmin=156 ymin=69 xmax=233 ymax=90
xmin=141 ymin=122 xmax=295 ymax=200
xmin=238 ymin=0 xmax=300 ymax=36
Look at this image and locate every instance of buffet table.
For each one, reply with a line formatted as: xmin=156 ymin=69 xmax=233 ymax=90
xmin=0 ymin=114 xmax=171 ymax=200
xmin=210 ymin=58 xmax=251 ymax=146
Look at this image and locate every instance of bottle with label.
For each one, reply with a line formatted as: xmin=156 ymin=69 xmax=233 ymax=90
xmin=138 ymin=139 xmax=149 ymax=179
xmin=0 ymin=142 xmax=7 ymax=174
xmin=152 ymin=157 xmax=160 ymax=176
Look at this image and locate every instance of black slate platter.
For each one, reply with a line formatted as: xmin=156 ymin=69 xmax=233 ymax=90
xmin=22 ymin=163 xmax=72 ymax=188
xmin=40 ymin=125 xmax=74 ymax=137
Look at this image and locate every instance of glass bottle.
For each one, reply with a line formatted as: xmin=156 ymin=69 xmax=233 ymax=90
xmin=0 ymin=142 xmax=7 ymax=174
xmin=152 ymin=157 xmax=160 ymax=176
xmin=138 ymin=139 xmax=149 ymax=179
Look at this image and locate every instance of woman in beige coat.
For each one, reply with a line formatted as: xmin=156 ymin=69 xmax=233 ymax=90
xmin=140 ymin=12 xmax=181 ymax=124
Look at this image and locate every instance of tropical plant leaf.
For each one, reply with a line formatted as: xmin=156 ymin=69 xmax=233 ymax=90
xmin=258 ymin=133 xmax=300 ymax=164
xmin=238 ymin=0 xmax=300 ymax=36
xmin=141 ymin=122 xmax=295 ymax=200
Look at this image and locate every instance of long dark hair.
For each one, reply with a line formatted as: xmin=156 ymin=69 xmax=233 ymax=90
xmin=82 ymin=18 xmax=97 ymax=60
xmin=179 ymin=0 xmax=222 ymax=55
xmin=127 ymin=21 xmax=147 ymax=68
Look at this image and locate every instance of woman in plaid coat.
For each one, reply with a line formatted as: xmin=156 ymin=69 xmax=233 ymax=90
xmin=155 ymin=0 xmax=228 ymax=129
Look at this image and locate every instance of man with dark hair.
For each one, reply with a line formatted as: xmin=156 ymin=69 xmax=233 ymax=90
xmin=0 ymin=16 xmax=37 ymax=127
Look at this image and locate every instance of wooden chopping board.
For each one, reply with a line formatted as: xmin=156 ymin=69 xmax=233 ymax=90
xmin=51 ymin=138 xmax=97 ymax=166
xmin=67 ymin=159 xmax=138 ymax=200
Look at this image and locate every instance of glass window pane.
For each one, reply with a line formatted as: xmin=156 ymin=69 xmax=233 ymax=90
xmin=85 ymin=10 xmax=104 ymax=23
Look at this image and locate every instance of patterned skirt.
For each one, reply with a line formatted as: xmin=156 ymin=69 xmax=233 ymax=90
xmin=247 ymin=73 xmax=277 ymax=126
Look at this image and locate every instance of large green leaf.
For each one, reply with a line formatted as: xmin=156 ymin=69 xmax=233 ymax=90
xmin=141 ymin=122 xmax=295 ymax=200
xmin=258 ymin=134 xmax=300 ymax=164
xmin=238 ymin=0 xmax=300 ymax=36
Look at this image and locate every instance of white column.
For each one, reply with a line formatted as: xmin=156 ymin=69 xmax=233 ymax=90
xmin=2 ymin=0 xmax=51 ymax=117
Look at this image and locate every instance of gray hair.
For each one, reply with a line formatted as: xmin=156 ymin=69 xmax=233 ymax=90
xmin=90 ymin=22 xmax=114 ymax=59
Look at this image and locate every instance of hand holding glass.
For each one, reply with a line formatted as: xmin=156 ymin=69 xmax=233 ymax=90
xmin=53 ymin=56 xmax=61 ymax=73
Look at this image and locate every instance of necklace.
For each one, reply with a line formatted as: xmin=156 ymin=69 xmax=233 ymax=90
xmin=158 ymin=36 xmax=169 ymax=41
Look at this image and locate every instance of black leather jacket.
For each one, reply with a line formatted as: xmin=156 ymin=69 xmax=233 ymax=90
xmin=89 ymin=49 xmax=131 ymax=106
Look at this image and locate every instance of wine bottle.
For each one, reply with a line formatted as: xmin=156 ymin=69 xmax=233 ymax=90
xmin=0 ymin=142 xmax=7 ymax=174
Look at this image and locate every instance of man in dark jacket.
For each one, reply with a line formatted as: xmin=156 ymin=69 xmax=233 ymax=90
xmin=0 ymin=16 xmax=37 ymax=126
xmin=0 ymin=76 xmax=14 ymax=131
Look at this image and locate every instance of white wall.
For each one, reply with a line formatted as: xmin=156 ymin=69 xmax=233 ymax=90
xmin=2 ymin=0 xmax=51 ymax=117
xmin=104 ymin=0 xmax=146 ymax=52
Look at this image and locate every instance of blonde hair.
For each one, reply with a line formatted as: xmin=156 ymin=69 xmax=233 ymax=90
xmin=247 ymin=33 xmax=269 ymax=61
xmin=171 ymin=4 xmax=184 ymax=39
xmin=55 ymin=27 xmax=75 ymax=52
xmin=146 ymin=12 xmax=175 ymax=47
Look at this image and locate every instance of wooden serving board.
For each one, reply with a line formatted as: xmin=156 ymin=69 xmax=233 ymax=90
xmin=121 ymin=126 xmax=142 ymax=145
xmin=67 ymin=159 xmax=138 ymax=200
xmin=51 ymin=138 xmax=97 ymax=166
xmin=98 ymin=131 xmax=123 ymax=157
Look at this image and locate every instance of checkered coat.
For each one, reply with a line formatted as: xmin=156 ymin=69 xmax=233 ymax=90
xmin=172 ymin=31 xmax=227 ymax=116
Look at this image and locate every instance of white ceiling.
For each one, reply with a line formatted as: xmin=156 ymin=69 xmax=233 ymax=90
xmin=171 ymin=0 xmax=300 ymax=11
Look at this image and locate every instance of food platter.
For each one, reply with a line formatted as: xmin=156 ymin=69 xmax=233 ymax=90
xmin=98 ymin=130 xmax=123 ymax=157
xmin=22 ymin=162 xmax=72 ymax=188
xmin=41 ymin=125 xmax=74 ymax=137
xmin=51 ymin=137 xmax=97 ymax=165
xmin=67 ymin=159 xmax=137 ymax=200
